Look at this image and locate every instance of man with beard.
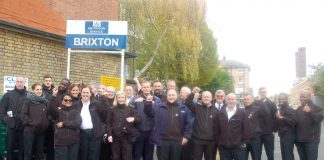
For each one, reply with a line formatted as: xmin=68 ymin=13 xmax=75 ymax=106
xmin=0 ymin=77 xmax=27 ymax=160
xmin=275 ymin=93 xmax=296 ymax=160
xmin=129 ymin=81 xmax=160 ymax=160
xmin=42 ymin=75 xmax=55 ymax=100
xmin=152 ymin=81 xmax=166 ymax=101
xmin=47 ymin=78 xmax=70 ymax=160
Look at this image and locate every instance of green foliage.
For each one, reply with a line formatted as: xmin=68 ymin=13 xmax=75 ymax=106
xmin=120 ymin=0 xmax=233 ymax=91
xmin=310 ymin=63 xmax=324 ymax=104
xmin=196 ymin=22 xmax=218 ymax=87
xmin=201 ymin=69 xmax=234 ymax=94
xmin=120 ymin=0 xmax=211 ymax=85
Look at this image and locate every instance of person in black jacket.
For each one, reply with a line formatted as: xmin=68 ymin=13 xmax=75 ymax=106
xmin=76 ymin=86 xmax=106 ymax=160
xmin=42 ymin=75 xmax=55 ymax=100
xmin=186 ymin=87 xmax=219 ymax=160
xmin=275 ymin=93 xmax=296 ymax=160
xmin=51 ymin=94 xmax=81 ymax=160
xmin=257 ymin=87 xmax=277 ymax=160
xmin=21 ymin=83 xmax=49 ymax=160
xmin=216 ymin=93 xmax=251 ymax=160
xmin=99 ymin=86 xmax=115 ymax=160
xmin=69 ymin=84 xmax=81 ymax=104
xmin=152 ymin=81 xmax=166 ymax=101
xmin=295 ymin=91 xmax=324 ymax=160
xmin=243 ymin=94 xmax=262 ymax=160
xmin=129 ymin=81 xmax=160 ymax=160
xmin=47 ymin=78 xmax=71 ymax=160
xmin=0 ymin=76 xmax=27 ymax=160
xmin=107 ymin=91 xmax=141 ymax=160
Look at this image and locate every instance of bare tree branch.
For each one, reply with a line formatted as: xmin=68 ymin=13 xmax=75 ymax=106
xmin=135 ymin=21 xmax=171 ymax=78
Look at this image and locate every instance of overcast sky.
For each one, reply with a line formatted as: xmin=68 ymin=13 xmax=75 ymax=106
xmin=206 ymin=0 xmax=324 ymax=95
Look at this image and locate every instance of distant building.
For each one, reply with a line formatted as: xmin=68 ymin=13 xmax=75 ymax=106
xmin=219 ymin=58 xmax=250 ymax=107
xmin=295 ymin=47 xmax=306 ymax=78
xmin=290 ymin=78 xmax=313 ymax=108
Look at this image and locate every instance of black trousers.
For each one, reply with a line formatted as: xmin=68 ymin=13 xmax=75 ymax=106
xmin=79 ymin=130 xmax=101 ymax=160
xmin=181 ymin=139 xmax=194 ymax=160
xmin=54 ymin=142 xmax=79 ymax=160
xmin=134 ymin=131 xmax=154 ymax=160
xmin=219 ymin=145 xmax=246 ymax=160
xmin=157 ymin=140 xmax=182 ymax=160
xmin=279 ymin=131 xmax=295 ymax=160
xmin=23 ymin=131 xmax=46 ymax=160
xmin=6 ymin=128 xmax=24 ymax=160
xmin=192 ymin=140 xmax=216 ymax=160
xmin=246 ymin=137 xmax=261 ymax=160
xmin=100 ymin=142 xmax=112 ymax=160
xmin=111 ymin=137 xmax=132 ymax=160
xmin=45 ymin=125 xmax=54 ymax=160
xmin=296 ymin=140 xmax=319 ymax=160
xmin=260 ymin=134 xmax=274 ymax=160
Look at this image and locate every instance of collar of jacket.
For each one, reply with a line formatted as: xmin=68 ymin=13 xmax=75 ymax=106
xmin=159 ymin=101 xmax=185 ymax=109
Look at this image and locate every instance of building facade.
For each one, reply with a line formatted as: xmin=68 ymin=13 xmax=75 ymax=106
xmin=220 ymin=58 xmax=250 ymax=106
xmin=0 ymin=0 xmax=135 ymax=94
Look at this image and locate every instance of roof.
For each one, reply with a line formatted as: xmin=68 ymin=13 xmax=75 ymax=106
xmin=220 ymin=59 xmax=250 ymax=69
xmin=0 ymin=0 xmax=66 ymax=36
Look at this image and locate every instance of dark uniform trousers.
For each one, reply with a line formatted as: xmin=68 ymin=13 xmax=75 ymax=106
xmin=296 ymin=139 xmax=319 ymax=160
xmin=279 ymin=130 xmax=295 ymax=160
xmin=219 ymin=145 xmax=246 ymax=160
xmin=54 ymin=142 xmax=79 ymax=160
xmin=7 ymin=128 xmax=24 ymax=160
xmin=260 ymin=134 xmax=274 ymax=160
xmin=192 ymin=140 xmax=216 ymax=160
xmin=157 ymin=140 xmax=182 ymax=160
xmin=79 ymin=129 xmax=101 ymax=160
xmin=111 ymin=137 xmax=132 ymax=160
xmin=246 ymin=137 xmax=261 ymax=160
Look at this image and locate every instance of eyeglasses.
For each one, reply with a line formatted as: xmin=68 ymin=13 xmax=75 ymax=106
xmin=63 ymin=99 xmax=72 ymax=103
xmin=216 ymin=95 xmax=224 ymax=98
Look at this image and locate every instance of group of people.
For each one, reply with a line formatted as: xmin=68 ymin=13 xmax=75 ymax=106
xmin=0 ymin=75 xmax=323 ymax=160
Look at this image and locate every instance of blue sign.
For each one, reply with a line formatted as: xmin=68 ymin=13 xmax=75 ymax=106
xmin=66 ymin=34 xmax=127 ymax=49
xmin=66 ymin=20 xmax=127 ymax=49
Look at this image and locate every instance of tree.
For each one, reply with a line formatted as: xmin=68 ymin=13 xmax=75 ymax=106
xmin=310 ymin=63 xmax=324 ymax=104
xmin=120 ymin=0 xmax=217 ymax=85
xmin=201 ymin=69 xmax=234 ymax=94
xmin=195 ymin=22 xmax=218 ymax=87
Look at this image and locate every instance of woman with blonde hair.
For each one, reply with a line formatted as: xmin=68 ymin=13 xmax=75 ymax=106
xmin=107 ymin=91 xmax=141 ymax=160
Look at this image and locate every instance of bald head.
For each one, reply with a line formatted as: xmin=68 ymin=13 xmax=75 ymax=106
xmin=300 ymin=91 xmax=312 ymax=106
xmin=167 ymin=89 xmax=178 ymax=103
xmin=202 ymin=91 xmax=212 ymax=106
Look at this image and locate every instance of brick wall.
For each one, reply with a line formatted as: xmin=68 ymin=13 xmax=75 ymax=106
xmin=48 ymin=0 xmax=119 ymax=20
xmin=0 ymin=28 xmax=121 ymax=94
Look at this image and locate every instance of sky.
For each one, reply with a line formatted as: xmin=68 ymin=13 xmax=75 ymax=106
xmin=206 ymin=0 xmax=324 ymax=95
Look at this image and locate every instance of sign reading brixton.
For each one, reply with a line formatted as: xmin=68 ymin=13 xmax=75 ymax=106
xmin=66 ymin=20 xmax=127 ymax=49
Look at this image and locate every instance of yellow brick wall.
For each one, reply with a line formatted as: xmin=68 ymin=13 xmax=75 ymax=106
xmin=0 ymin=28 xmax=121 ymax=94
